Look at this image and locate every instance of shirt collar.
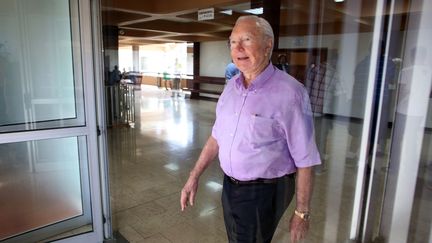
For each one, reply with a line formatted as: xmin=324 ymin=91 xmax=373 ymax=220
xmin=234 ymin=63 xmax=275 ymax=92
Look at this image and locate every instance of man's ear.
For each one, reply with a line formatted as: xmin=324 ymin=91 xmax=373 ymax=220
xmin=266 ymin=40 xmax=272 ymax=52
xmin=265 ymin=44 xmax=272 ymax=56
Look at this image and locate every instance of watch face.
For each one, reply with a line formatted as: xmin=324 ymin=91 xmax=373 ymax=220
xmin=295 ymin=210 xmax=310 ymax=220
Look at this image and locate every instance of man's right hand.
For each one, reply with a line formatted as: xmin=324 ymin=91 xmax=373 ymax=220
xmin=180 ymin=175 xmax=199 ymax=211
xmin=180 ymin=136 xmax=219 ymax=211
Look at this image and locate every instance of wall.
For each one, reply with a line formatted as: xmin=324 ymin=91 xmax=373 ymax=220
xmin=142 ymin=76 xmax=158 ymax=86
xmin=199 ymin=41 xmax=231 ymax=77
xmin=141 ymin=75 xmax=188 ymax=88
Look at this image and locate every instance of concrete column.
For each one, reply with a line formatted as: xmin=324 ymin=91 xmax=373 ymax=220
xmin=191 ymin=42 xmax=200 ymax=99
xmin=132 ymin=45 xmax=139 ymax=71
xmin=262 ymin=0 xmax=281 ymax=49
xmin=102 ymin=25 xmax=119 ymax=126
xmin=102 ymin=25 xmax=119 ymax=82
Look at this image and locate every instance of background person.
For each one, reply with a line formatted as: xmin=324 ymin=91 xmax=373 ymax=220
xmin=225 ymin=61 xmax=240 ymax=82
xmin=275 ymin=53 xmax=290 ymax=73
xmin=180 ymin=15 xmax=321 ymax=243
xmin=305 ymin=50 xmax=345 ymax=173
xmin=163 ymin=70 xmax=172 ymax=90
xmin=347 ymin=43 xmax=396 ymax=162
xmin=109 ymin=65 xmax=122 ymax=85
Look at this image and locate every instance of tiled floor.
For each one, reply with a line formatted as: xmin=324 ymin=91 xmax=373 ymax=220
xmin=107 ymin=85 xmax=431 ymax=243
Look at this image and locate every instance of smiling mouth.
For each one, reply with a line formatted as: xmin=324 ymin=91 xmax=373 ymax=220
xmin=237 ymin=57 xmax=249 ymax=61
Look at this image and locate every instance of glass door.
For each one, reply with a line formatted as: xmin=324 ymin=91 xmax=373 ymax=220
xmin=0 ymin=0 xmax=104 ymax=242
xmin=361 ymin=0 xmax=432 ymax=242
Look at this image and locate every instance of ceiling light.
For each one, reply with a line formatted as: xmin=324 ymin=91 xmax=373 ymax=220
xmin=244 ymin=7 xmax=263 ymax=15
xmin=220 ymin=9 xmax=233 ymax=15
xmin=334 ymin=0 xmax=344 ymax=2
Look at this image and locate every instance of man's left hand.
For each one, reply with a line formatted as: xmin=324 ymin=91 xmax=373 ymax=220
xmin=289 ymin=213 xmax=309 ymax=243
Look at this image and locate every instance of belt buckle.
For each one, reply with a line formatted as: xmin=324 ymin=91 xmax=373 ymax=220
xmin=229 ymin=176 xmax=240 ymax=184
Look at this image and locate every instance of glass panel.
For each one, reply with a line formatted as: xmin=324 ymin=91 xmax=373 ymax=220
xmin=0 ymin=0 xmax=84 ymax=133
xmin=408 ymin=111 xmax=432 ymax=242
xmin=403 ymin=2 xmax=432 ymax=241
xmin=0 ymin=136 xmax=92 ymax=242
xmin=290 ymin=1 xmax=386 ymax=242
xmin=378 ymin=0 xmax=432 ymax=242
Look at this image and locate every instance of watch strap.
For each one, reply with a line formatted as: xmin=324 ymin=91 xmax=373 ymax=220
xmin=294 ymin=209 xmax=310 ymax=221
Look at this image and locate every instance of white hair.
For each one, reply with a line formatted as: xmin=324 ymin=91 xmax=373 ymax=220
xmin=235 ymin=15 xmax=275 ymax=59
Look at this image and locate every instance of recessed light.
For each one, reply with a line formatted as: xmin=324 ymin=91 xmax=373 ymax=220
xmin=334 ymin=0 xmax=344 ymax=2
xmin=220 ymin=9 xmax=233 ymax=15
xmin=244 ymin=7 xmax=263 ymax=15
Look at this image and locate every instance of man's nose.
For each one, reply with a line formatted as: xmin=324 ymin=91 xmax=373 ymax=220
xmin=234 ymin=41 xmax=245 ymax=50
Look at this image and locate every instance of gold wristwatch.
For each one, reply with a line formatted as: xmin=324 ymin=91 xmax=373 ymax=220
xmin=295 ymin=209 xmax=310 ymax=221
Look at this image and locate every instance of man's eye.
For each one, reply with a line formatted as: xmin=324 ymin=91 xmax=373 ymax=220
xmin=243 ymin=38 xmax=252 ymax=45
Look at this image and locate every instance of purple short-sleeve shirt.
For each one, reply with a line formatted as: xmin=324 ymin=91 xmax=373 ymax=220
xmin=212 ymin=63 xmax=321 ymax=181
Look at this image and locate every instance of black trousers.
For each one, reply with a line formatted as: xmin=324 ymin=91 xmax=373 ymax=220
xmin=222 ymin=174 xmax=296 ymax=243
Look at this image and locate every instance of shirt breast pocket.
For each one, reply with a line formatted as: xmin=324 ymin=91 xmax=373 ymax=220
xmin=247 ymin=115 xmax=283 ymax=148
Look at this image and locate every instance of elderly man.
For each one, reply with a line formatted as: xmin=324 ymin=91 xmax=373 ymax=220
xmin=180 ymin=15 xmax=321 ymax=243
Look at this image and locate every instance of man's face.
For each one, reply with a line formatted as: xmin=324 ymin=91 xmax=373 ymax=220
xmin=229 ymin=19 xmax=271 ymax=76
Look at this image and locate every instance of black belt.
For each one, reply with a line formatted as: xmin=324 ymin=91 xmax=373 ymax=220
xmin=227 ymin=173 xmax=295 ymax=185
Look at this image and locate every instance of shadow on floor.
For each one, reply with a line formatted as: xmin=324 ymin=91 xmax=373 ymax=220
xmin=104 ymin=231 xmax=129 ymax=243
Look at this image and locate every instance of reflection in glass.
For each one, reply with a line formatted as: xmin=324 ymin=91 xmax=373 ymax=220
xmin=0 ymin=0 xmax=84 ymax=132
xmin=291 ymin=1 xmax=380 ymax=241
xmin=405 ymin=48 xmax=432 ymax=240
xmin=0 ymin=136 xmax=91 ymax=241
xmin=382 ymin=8 xmax=432 ymax=239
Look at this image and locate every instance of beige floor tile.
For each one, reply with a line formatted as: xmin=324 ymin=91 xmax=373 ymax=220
xmin=161 ymin=221 xmax=225 ymax=243
xmin=132 ymin=210 xmax=188 ymax=239
xmin=140 ymin=233 xmax=171 ymax=243
xmin=118 ymin=225 xmax=145 ymax=243
xmin=184 ymin=208 xmax=227 ymax=236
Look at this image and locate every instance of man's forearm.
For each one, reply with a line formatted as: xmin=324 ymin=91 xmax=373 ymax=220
xmin=295 ymin=167 xmax=313 ymax=212
xmin=190 ymin=136 xmax=219 ymax=178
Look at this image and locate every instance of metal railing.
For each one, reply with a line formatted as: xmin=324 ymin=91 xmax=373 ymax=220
xmin=105 ymin=83 xmax=135 ymax=127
